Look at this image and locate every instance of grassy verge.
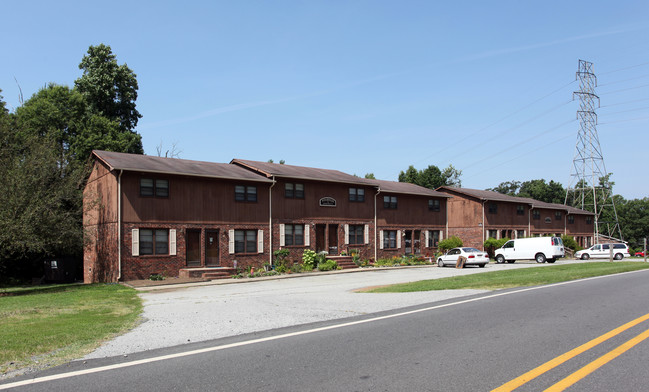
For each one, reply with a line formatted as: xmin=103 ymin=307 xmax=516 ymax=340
xmin=364 ymin=262 xmax=649 ymax=293
xmin=0 ymin=284 xmax=142 ymax=376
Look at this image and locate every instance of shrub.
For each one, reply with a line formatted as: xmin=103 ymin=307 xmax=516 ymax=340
xmin=438 ymin=236 xmax=463 ymax=252
xmin=149 ymin=273 xmax=165 ymax=281
xmin=483 ymin=237 xmax=510 ymax=258
xmin=317 ymin=259 xmax=338 ymax=271
xmin=302 ymin=249 xmax=317 ymax=268
xmin=561 ymin=235 xmax=582 ymax=251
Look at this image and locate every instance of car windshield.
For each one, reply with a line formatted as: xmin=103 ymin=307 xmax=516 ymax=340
xmin=462 ymin=247 xmax=480 ymax=253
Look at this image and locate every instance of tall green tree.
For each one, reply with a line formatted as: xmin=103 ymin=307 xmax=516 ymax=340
xmin=75 ymin=44 xmax=142 ymax=132
xmin=490 ymin=179 xmax=565 ymax=204
xmin=398 ymin=164 xmax=462 ymax=189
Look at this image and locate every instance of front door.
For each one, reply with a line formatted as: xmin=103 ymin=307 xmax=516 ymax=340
xmin=328 ymin=224 xmax=338 ymax=255
xmin=205 ymin=230 xmax=219 ymax=266
xmin=186 ymin=229 xmax=201 ymax=267
xmin=315 ymin=224 xmax=326 ymax=253
xmin=413 ymin=230 xmax=421 ymax=254
xmin=404 ymin=230 xmax=412 ymax=254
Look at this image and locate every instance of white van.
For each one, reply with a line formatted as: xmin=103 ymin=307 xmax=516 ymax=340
xmin=494 ymin=237 xmax=565 ymax=264
xmin=574 ymin=243 xmax=630 ymax=260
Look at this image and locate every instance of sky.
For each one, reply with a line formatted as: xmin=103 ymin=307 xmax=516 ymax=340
xmin=2 ymin=1 xmax=648 ymax=199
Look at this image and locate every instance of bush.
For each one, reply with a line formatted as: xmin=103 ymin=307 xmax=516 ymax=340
xmin=317 ymin=259 xmax=338 ymax=271
xmin=438 ymin=236 xmax=463 ymax=252
xmin=302 ymin=249 xmax=317 ymax=268
xmin=483 ymin=237 xmax=510 ymax=258
xmin=561 ymin=235 xmax=582 ymax=251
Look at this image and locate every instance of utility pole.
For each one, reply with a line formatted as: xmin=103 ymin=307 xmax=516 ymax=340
xmin=565 ymin=60 xmax=622 ymax=243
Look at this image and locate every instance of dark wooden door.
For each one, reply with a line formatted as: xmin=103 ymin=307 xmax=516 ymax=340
xmin=186 ymin=229 xmax=201 ymax=267
xmin=328 ymin=224 xmax=338 ymax=255
xmin=205 ymin=230 xmax=219 ymax=266
xmin=316 ymin=224 xmax=326 ymax=253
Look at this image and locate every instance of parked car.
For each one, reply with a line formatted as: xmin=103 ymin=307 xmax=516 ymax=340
xmin=575 ymin=243 xmax=630 ymax=260
xmin=494 ymin=236 xmax=565 ymax=264
xmin=437 ymin=247 xmax=489 ymax=268
xmin=635 ymin=251 xmax=645 ymax=257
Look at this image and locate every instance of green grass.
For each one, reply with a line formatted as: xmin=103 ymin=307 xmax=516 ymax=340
xmin=364 ymin=262 xmax=649 ymax=293
xmin=0 ymin=284 xmax=142 ymax=375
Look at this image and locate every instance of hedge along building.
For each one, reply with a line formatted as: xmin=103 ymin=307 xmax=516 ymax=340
xmin=84 ymin=151 xmax=450 ymax=282
xmin=436 ymin=187 xmax=595 ymax=249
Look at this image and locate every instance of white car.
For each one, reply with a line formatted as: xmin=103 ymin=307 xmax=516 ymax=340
xmin=437 ymin=247 xmax=489 ymax=268
xmin=575 ymin=243 xmax=630 ymax=260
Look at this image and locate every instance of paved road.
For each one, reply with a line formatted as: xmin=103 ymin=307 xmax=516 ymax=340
xmin=88 ymin=261 xmax=577 ymax=358
xmin=3 ymin=266 xmax=648 ymax=391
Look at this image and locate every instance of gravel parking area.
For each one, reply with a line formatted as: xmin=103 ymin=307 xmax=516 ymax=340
xmin=86 ymin=261 xmax=577 ymax=359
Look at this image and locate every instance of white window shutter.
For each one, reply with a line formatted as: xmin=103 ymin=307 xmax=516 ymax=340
xmin=344 ymin=224 xmax=349 ymax=245
xmin=169 ymin=229 xmax=177 ymax=256
xmin=279 ymin=224 xmax=285 ymax=247
xmin=228 ymin=229 xmax=235 ymax=254
xmin=425 ymin=231 xmax=430 ymax=247
xmin=364 ymin=224 xmax=369 ymax=244
xmin=440 ymin=230 xmax=444 ymax=241
xmin=379 ymin=230 xmax=384 ymax=249
xmin=304 ymin=224 xmax=310 ymax=246
xmin=132 ymin=229 xmax=139 ymax=256
xmin=258 ymin=230 xmax=263 ymax=253
xmin=397 ymin=230 xmax=402 ymax=249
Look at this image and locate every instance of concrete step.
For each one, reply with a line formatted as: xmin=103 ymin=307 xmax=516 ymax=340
xmin=179 ymin=267 xmax=237 ymax=279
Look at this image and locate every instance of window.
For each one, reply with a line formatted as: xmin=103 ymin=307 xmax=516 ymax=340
xmin=555 ymin=211 xmax=562 ymax=220
xmin=140 ymin=179 xmax=169 ymax=198
xmin=234 ymin=230 xmax=257 ymax=253
xmin=488 ymin=203 xmax=498 ymax=214
xmin=139 ymin=229 xmax=169 ymax=255
xmin=586 ymin=216 xmax=593 ymax=224
xmin=235 ymin=185 xmax=257 ymax=202
xmin=383 ymin=230 xmax=397 ymax=249
xmin=383 ymin=195 xmax=398 ymax=209
xmin=517 ymin=205 xmax=525 ymax=215
xmin=284 ymin=224 xmax=304 ymax=246
xmin=488 ymin=230 xmax=498 ymax=239
xmin=427 ymin=230 xmax=440 ymax=247
xmin=428 ymin=199 xmax=440 ymax=211
xmin=349 ymin=188 xmax=365 ymax=202
xmin=349 ymin=225 xmax=365 ymax=245
xmin=533 ymin=210 xmax=541 ymax=220
xmin=285 ymin=183 xmax=304 ymax=199
xmin=568 ymin=215 xmax=575 ymax=224
xmin=516 ymin=230 xmax=525 ymax=238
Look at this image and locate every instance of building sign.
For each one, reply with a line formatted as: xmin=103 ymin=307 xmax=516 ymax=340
xmin=319 ymin=197 xmax=337 ymax=207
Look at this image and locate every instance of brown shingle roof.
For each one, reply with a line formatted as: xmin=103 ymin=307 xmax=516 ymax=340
xmin=231 ymin=159 xmax=373 ymax=185
xmin=436 ymin=186 xmax=593 ymax=215
xmin=92 ymin=151 xmax=272 ymax=182
xmin=374 ymin=180 xmax=450 ymax=198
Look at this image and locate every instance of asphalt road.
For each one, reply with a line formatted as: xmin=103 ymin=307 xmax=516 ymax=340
xmin=3 ymin=266 xmax=649 ymax=391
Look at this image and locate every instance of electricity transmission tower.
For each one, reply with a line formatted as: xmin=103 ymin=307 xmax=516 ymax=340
xmin=565 ymin=59 xmax=622 ymax=242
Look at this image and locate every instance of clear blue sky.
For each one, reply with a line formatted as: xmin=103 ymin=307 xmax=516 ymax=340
xmin=2 ymin=1 xmax=648 ymax=199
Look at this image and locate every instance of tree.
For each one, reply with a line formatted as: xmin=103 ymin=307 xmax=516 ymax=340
xmin=75 ymin=44 xmax=142 ymax=133
xmin=487 ymin=181 xmax=521 ymax=196
xmin=518 ymin=179 xmax=566 ymax=204
xmin=364 ymin=173 xmax=376 ymax=179
xmin=398 ymin=164 xmax=462 ymax=190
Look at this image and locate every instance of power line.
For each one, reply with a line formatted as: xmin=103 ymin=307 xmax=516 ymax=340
xmin=599 ymin=61 xmax=649 ymax=75
xmin=600 ymin=97 xmax=649 ymax=108
xmin=598 ymin=73 xmax=649 ymax=87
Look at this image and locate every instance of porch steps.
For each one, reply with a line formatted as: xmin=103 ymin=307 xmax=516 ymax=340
xmin=327 ymin=256 xmax=358 ymax=270
xmin=179 ymin=267 xmax=238 ymax=280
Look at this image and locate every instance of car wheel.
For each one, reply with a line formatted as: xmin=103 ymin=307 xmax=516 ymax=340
xmin=614 ymin=253 xmax=623 ymax=260
xmin=479 ymin=264 xmax=486 ymax=268
xmin=437 ymin=259 xmax=444 ymax=267
xmin=547 ymin=258 xmax=556 ymax=263
xmin=535 ymin=253 xmax=546 ymax=263
xmin=495 ymin=255 xmax=505 ymax=264
xmin=581 ymin=254 xmax=590 ymax=260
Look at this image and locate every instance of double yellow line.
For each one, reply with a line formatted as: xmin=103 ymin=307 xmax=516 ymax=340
xmin=492 ymin=312 xmax=649 ymax=392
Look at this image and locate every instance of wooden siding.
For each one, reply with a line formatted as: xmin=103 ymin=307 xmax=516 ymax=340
xmin=446 ymin=195 xmax=482 ymax=228
xmin=272 ymin=179 xmax=374 ymax=220
xmin=377 ymin=193 xmax=447 ymax=226
xmin=121 ymin=172 xmax=269 ymax=224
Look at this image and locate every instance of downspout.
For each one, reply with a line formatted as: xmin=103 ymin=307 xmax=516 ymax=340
xmin=374 ymin=186 xmax=381 ymax=262
xmin=528 ymin=206 xmax=532 ymax=238
xmin=482 ymin=200 xmax=486 ymax=247
xmin=117 ymin=170 xmax=123 ymax=281
xmin=269 ymin=176 xmax=276 ymax=265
